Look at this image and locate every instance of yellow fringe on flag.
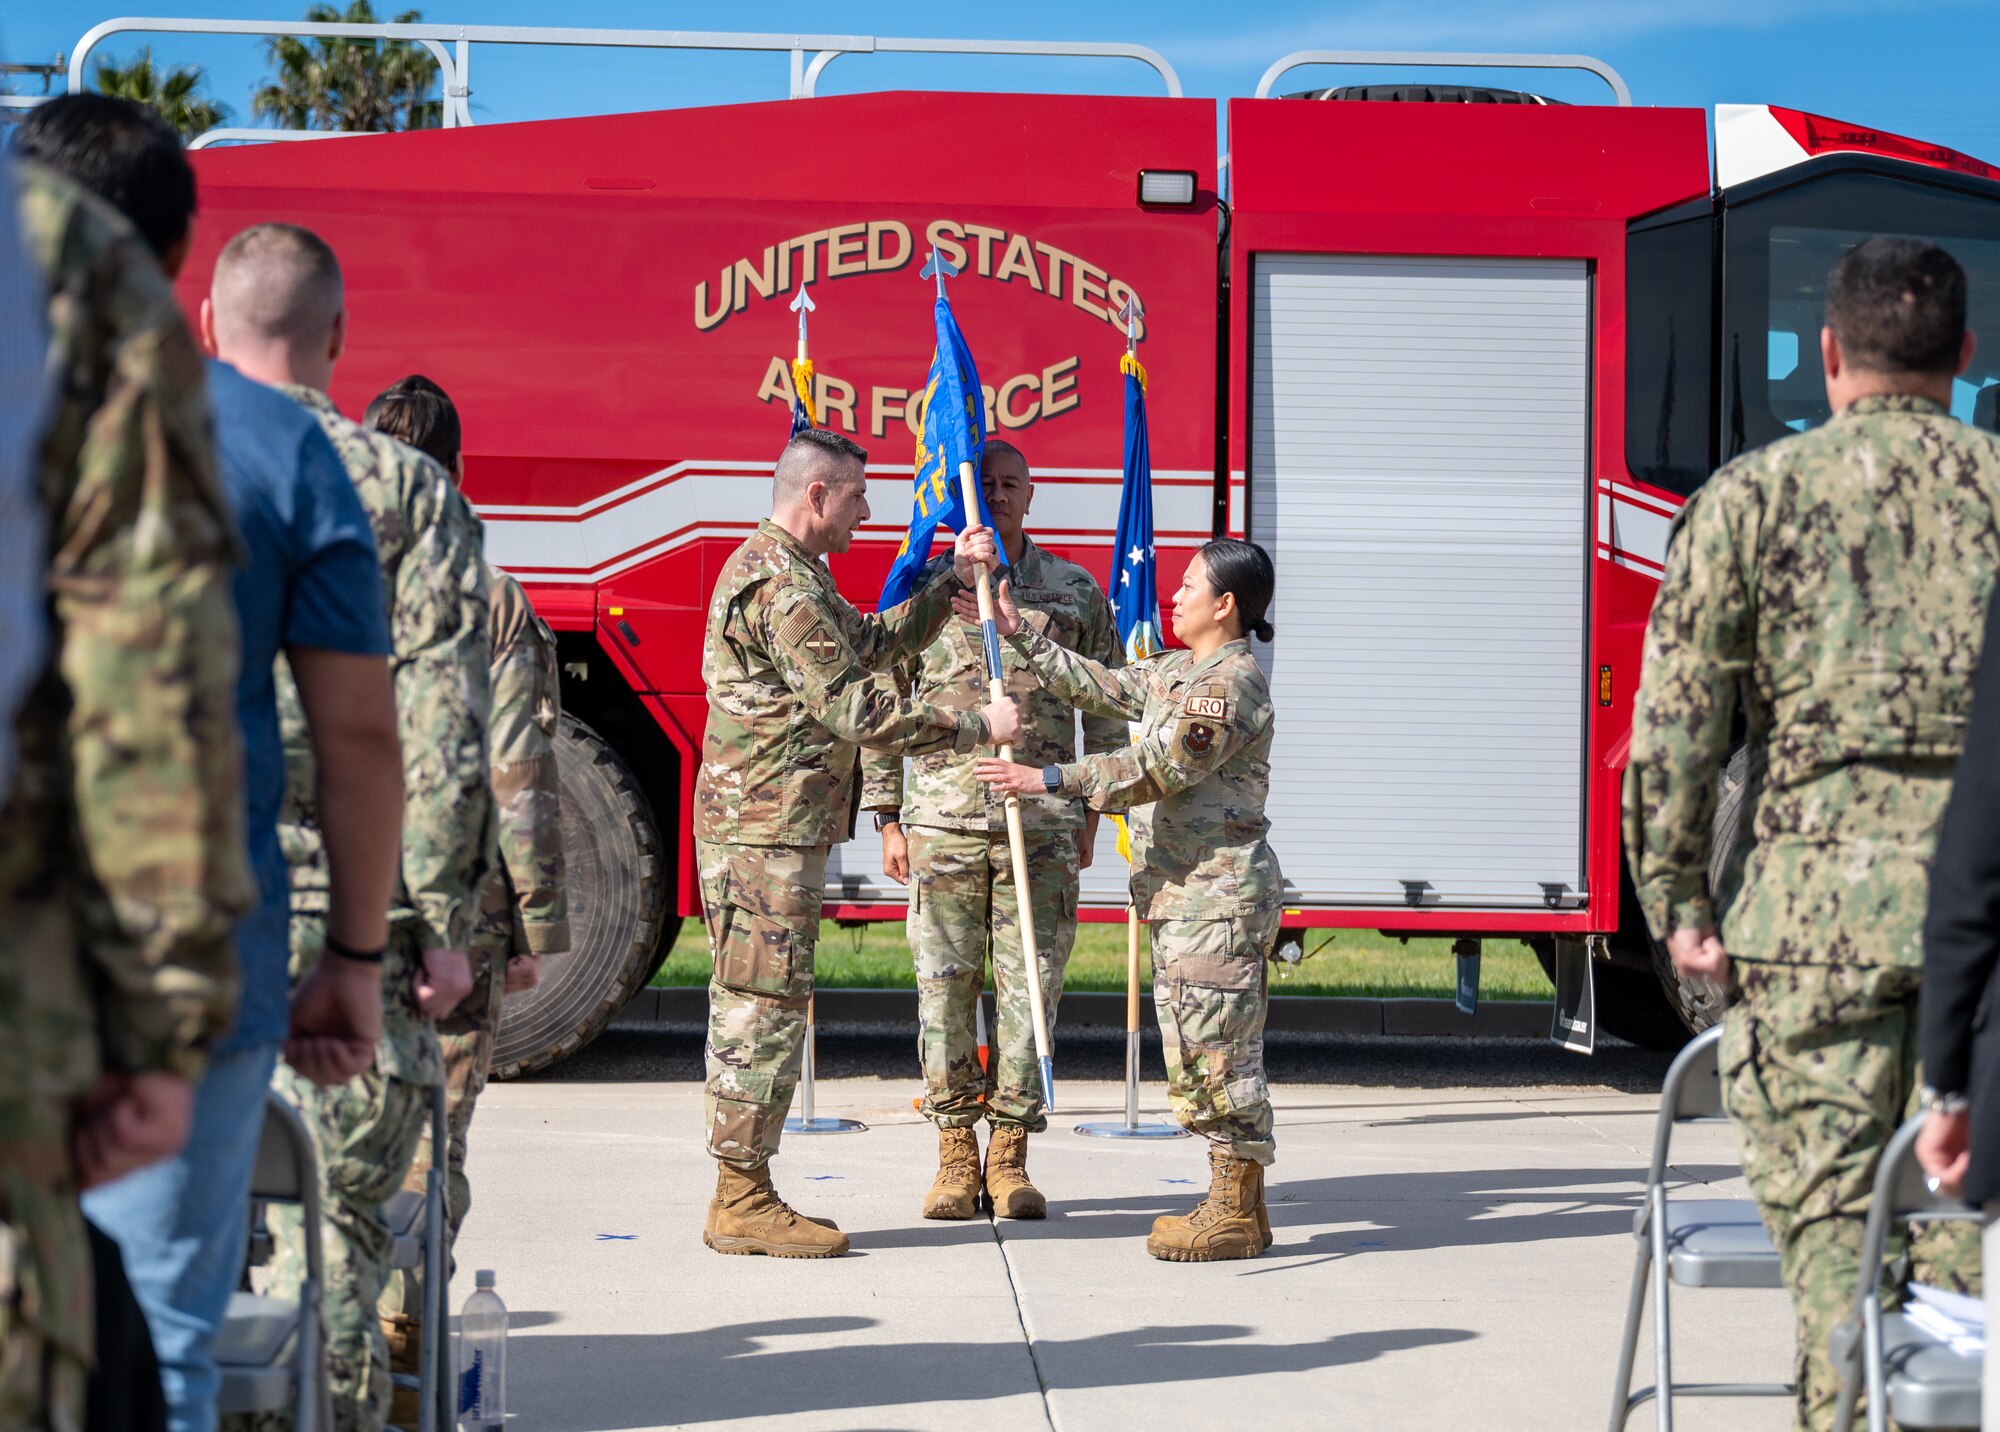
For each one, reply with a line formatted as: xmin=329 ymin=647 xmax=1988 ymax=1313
xmin=1119 ymin=351 xmax=1148 ymax=393
xmin=790 ymin=358 xmax=819 ymax=427
xmin=1109 ymin=813 xmax=1133 ymax=864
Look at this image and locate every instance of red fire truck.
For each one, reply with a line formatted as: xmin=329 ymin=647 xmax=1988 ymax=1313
xmin=86 ymin=21 xmax=2000 ymax=1071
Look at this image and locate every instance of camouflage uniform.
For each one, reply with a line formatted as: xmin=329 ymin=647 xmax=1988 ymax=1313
xmin=1007 ymin=626 xmax=1281 ymax=1163
xmin=1624 ymin=394 xmax=2000 ymax=1431
xmin=860 ymin=540 xmax=1120 ymax=1131
xmin=245 ymin=388 xmax=493 ymax=1432
xmin=384 ymin=569 xmax=565 ymax=1362
xmin=697 ymin=520 xmax=988 ymax=1167
xmin=3 ymin=165 xmax=251 ymax=1431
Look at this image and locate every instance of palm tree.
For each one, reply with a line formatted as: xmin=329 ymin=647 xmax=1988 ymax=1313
xmin=93 ymin=48 xmax=232 ymax=140
xmin=253 ymin=1 xmax=441 ymax=133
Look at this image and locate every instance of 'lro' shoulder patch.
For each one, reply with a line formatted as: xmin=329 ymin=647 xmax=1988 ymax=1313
xmin=777 ymin=602 xmax=845 ymax=666
xmin=1183 ymin=694 xmax=1227 ymax=720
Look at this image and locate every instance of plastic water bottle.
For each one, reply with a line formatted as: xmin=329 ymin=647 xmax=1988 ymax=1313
xmin=456 ymin=1270 xmax=507 ymax=1430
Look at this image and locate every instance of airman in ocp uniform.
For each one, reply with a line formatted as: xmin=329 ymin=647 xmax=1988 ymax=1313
xmin=1625 ymin=236 xmax=2000 ymax=1431
xmin=974 ymin=538 xmax=1283 ymax=1262
xmin=863 ymin=439 xmax=1122 ymax=1221
xmin=4 ymin=161 xmax=252 ymax=1428
xmin=697 ymin=427 xmax=1016 ymax=1258
xmin=362 ymin=374 xmax=569 ymax=1420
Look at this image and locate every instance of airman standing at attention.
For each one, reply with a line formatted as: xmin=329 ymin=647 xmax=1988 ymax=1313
xmin=698 ymin=426 xmax=1016 ymax=1258
xmin=863 ymin=439 xmax=1121 ymax=1221
xmin=1625 ymin=235 xmax=2000 ymax=1431
xmin=362 ymin=374 xmax=568 ymax=1423
xmin=5 ymin=159 xmax=252 ymax=1427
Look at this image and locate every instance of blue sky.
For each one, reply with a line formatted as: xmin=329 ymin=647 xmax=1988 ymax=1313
xmin=7 ymin=0 xmax=1999 ymax=165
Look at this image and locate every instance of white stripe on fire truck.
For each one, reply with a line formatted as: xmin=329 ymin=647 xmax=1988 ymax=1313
xmin=1593 ymin=478 xmax=1680 ymax=577
xmin=480 ymin=466 xmax=1217 ymax=584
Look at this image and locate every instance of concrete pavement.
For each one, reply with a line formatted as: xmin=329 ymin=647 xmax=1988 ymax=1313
xmin=448 ymin=1070 xmax=1796 ymax=1430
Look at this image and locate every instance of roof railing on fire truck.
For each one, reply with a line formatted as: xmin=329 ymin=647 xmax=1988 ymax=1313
xmin=65 ymin=18 xmax=1184 ymax=142
xmin=1254 ymin=50 xmax=1632 ymax=106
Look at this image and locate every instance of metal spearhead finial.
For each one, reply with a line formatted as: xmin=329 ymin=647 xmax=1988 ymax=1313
xmin=790 ymin=284 xmax=815 ymax=343
xmin=1118 ymin=293 xmax=1145 ymax=354
xmin=920 ymin=248 xmax=960 ymax=299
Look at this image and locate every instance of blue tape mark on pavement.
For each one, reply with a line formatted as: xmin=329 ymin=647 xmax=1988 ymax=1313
xmin=804 ymin=1174 xmax=844 ymax=1181
xmin=596 ymin=1234 xmax=636 ymax=1241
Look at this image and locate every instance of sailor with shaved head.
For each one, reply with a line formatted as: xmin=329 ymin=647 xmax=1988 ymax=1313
xmin=695 ymin=425 xmax=1017 ymax=1257
xmin=206 ymin=220 xmax=496 ymax=1431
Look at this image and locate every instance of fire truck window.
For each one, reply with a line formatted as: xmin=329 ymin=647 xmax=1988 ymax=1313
xmin=1723 ymin=170 xmax=2000 ymax=458
xmin=1625 ymin=214 xmax=1716 ymax=497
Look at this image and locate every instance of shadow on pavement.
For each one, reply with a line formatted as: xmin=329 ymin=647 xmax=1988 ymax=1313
xmin=528 ymin=1020 xmax=1679 ymax=1092
xmin=503 ymin=1315 xmax=1476 ymax=1428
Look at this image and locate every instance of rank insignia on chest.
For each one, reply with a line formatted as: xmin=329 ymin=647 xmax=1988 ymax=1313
xmin=1181 ymin=721 xmax=1216 ymax=756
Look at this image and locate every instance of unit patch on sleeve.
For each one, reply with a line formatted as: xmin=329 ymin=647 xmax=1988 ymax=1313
xmin=777 ymin=600 xmax=845 ymax=666
xmin=1180 ymin=721 xmax=1216 ymax=757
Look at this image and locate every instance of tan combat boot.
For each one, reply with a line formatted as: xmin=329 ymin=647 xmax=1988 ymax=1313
xmin=702 ymin=1162 xmax=850 ymax=1258
xmin=923 ymin=1126 xmax=983 ymax=1219
xmin=1146 ymin=1146 xmax=1266 ymax=1262
xmin=983 ymin=1124 xmax=1046 ymax=1219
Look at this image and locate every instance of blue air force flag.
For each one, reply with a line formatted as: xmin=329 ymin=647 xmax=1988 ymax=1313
xmin=1112 ymin=355 xmax=1163 ymax=660
xmin=879 ymin=296 xmax=1005 ymax=609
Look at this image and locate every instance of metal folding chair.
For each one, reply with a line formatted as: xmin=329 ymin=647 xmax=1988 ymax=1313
xmin=217 ymin=1093 xmax=334 ymax=1431
xmin=1829 ymin=1114 xmax=1982 ymax=1432
xmin=1610 ymin=1023 xmax=1794 ymax=1429
xmin=385 ymin=1081 xmax=454 ymax=1432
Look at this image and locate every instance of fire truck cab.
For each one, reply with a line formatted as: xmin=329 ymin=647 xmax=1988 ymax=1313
xmin=110 ymin=22 xmax=2000 ymax=1071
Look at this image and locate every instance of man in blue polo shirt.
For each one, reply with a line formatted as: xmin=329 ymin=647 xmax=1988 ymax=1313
xmin=19 ymin=96 xmax=407 ymax=1432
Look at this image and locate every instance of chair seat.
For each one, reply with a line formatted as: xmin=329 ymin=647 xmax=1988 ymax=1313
xmin=1660 ymin=1199 xmax=1781 ymax=1289
xmin=1877 ymin=1311 xmax=1983 ymax=1429
xmin=384 ymin=1188 xmax=426 ymax=1270
xmin=215 ymin=1292 xmax=298 ymax=1415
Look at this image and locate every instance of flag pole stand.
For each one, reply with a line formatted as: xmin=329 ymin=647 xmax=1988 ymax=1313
xmin=785 ymin=994 xmax=865 ymax=1134
xmin=1077 ymin=903 xmax=1183 ymax=1139
xmin=956 ymin=459 xmax=1057 ymax=1113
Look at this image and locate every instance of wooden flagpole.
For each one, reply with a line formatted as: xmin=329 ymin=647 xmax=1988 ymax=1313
xmin=956 ymin=459 xmax=1056 ymax=1113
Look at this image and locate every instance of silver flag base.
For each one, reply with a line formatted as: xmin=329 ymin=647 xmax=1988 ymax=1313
xmin=1074 ymin=1119 xmax=1186 ymax=1139
xmin=784 ymin=1116 xmax=867 ymax=1134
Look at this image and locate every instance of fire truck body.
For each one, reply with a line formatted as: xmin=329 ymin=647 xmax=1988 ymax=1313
xmin=169 ymin=41 xmax=2000 ymax=1068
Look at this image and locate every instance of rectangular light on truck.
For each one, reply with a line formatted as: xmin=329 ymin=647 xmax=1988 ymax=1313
xmin=1138 ymin=169 xmax=1197 ymax=207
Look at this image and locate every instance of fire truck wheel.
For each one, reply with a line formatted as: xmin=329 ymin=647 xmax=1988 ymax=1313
xmin=1546 ymin=747 xmax=1751 ymax=1048
xmin=492 ymin=716 xmax=673 ymax=1079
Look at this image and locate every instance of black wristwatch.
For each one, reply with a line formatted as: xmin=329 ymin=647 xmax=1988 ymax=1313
xmin=1041 ymin=765 xmax=1063 ymax=793
xmin=873 ymin=811 xmax=900 ymax=832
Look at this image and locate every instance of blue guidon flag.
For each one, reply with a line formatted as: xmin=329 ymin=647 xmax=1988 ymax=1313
xmin=879 ymin=287 xmax=1005 ymax=609
xmin=1112 ymin=353 xmax=1162 ymax=660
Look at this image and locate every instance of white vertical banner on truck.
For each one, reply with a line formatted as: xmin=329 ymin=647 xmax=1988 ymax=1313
xmin=1249 ymin=253 xmax=1591 ymax=910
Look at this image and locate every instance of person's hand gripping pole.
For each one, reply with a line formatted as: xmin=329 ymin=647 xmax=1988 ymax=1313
xmin=957 ymin=461 xmax=1057 ymax=1113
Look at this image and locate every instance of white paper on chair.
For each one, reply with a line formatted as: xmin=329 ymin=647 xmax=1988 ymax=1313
xmin=1906 ymin=1284 xmax=1986 ymax=1354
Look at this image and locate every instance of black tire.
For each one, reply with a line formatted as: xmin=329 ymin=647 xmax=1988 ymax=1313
xmin=491 ymin=716 xmax=676 ymax=1079
xmin=1569 ymin=747 xmax=1750 ymax=1048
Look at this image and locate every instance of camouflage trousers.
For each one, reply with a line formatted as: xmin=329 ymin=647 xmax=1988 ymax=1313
xmin=905 ymin=825 xmax=1078 ymax=1132
xmin=380 ymin=917 xmax=510 ymax=1371
xmin=1721 ymin=960 xmax=1981 ymax=1432
xmin=229 ymin=1063 xmax=428 ymax=1432
xmin=1149 ymin=910 xmax=1280 ymax=1166
xmin=0 ymin=1131 xmax=88 ymax=1432
xmin=697 ymin=839 xmax=826 ymax=1169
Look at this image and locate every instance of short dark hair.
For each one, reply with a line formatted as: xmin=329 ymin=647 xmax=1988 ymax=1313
xmin=1826 ymin=236 xmax=1967 ymax=377
xmin=13 ymin=93 xmax=195 ymax=260
xmin=364 ymin=374 xmax=461 ymax=471
xmin=775 ymin=427 xmax=868 ymax=500
xmin=1196 ymin=538 xmax=1276 ymax=643
xmin=983 ymin=438 xmax=1029 ymax=478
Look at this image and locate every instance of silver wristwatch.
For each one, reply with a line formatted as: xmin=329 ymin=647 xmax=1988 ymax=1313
xmin=1920 ymin=1086 xmax=1971 ymax=1116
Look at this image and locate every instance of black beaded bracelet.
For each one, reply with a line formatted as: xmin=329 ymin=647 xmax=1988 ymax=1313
xmin=325 ymin=934 xmax=387 ymax=965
